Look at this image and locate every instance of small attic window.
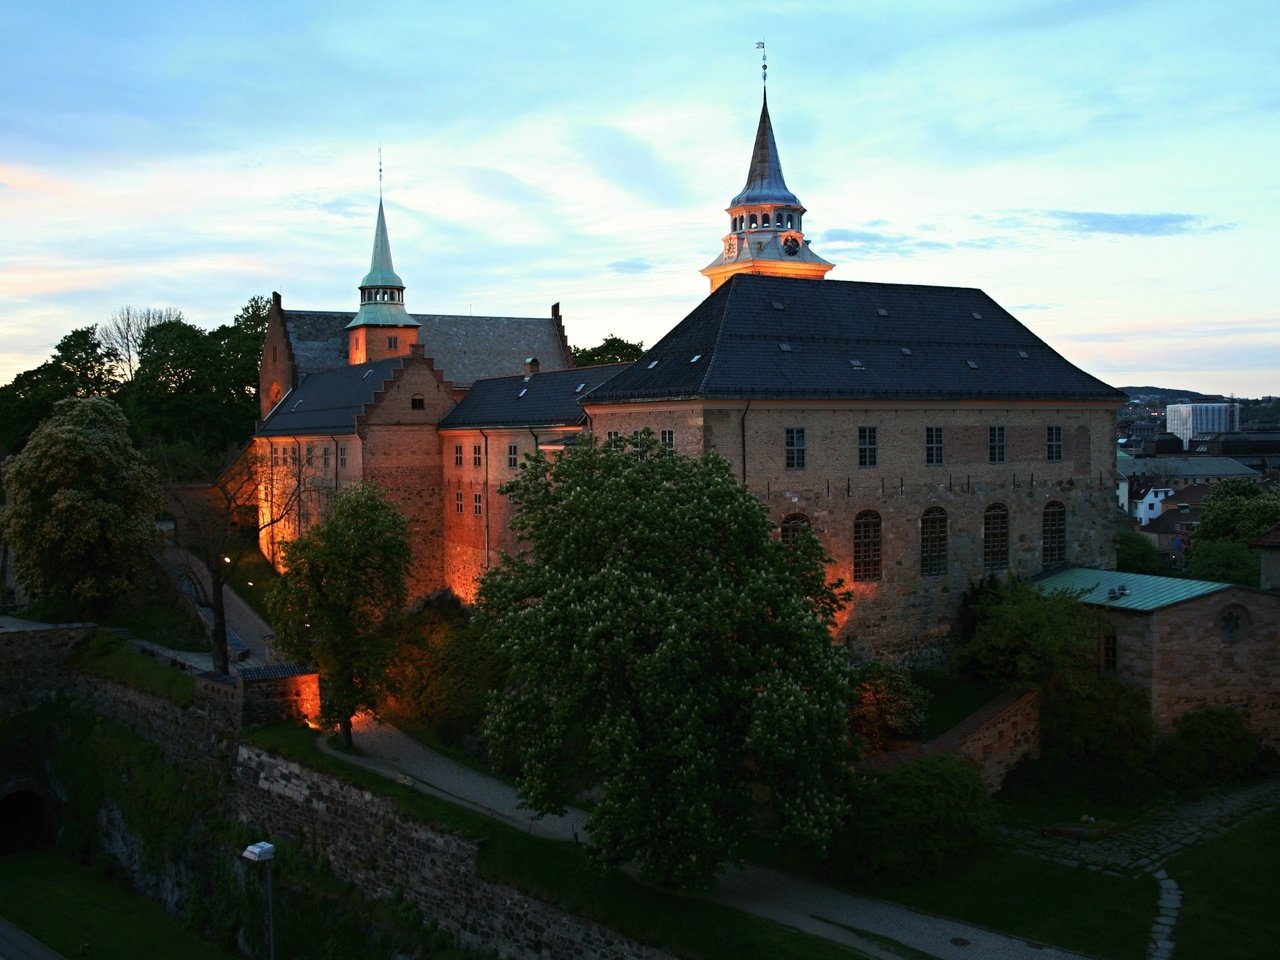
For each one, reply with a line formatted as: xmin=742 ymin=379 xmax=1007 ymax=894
xmin=362 ymin=370 xmax=373 ymax=379
xmin=772 ymin=301 xmax=785 ymax=311
xmin=972 ymin=312 xmax=984 ymax=320
xmin=1018 ymin=350 xmax=1030 ymax=359
xmin=779 ymin=342 xmax=792 ymax=352
xmin=877 ymin=308 xmax=889 ymax=317
xmin=292 ymin=399 xmax=304 ymax=410
xmin=518 ymin=388 xmax=528 ymax=398
xmin=900 ymin=347 xmax=912 ymax=356
xmin=575 ymin=382 xmax=586 ymax=393
xmin=967 ymin=360 xmax=979 ymax=369
xmin=690 ymin=354 xmax=702 ymax=363
xmin=647 ymin=360 xmax=659 ymax=369
xmin=849 ymin=359 xmax=864 ymax=369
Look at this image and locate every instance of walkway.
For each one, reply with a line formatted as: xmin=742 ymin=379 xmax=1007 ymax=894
xmin=328 ymin=716 xmax=1092 ymax=960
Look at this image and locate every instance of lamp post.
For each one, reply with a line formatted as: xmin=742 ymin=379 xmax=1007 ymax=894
xmin=242 ymin=841 xmax=276 ymax=960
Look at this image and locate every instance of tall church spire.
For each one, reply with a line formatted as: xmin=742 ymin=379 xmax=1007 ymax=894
xmin=701 ymin=82 xmax=834 ymax=291
xmin=346 ymin=193 xmax=420 ymax=364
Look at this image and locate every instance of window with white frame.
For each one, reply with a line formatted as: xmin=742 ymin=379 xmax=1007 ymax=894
xmin=858 ymin=426 xmax=877 ymax=467
xmin=926 ymin=426 xmax=943 ymax=465
xmin=785 ymin=427 xmax=806 ymax=469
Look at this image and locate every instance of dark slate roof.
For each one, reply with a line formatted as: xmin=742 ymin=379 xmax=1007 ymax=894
xmin=587 ymin=274 xmax=1126 ymax=404
xmin=1118 ymin=457 xmax=1258 ymax=480
xmin=440 ymin=363 xmax=628 ymax=429
xmin=280 ymin=310 xmax=569 ymax=388
xmin=259 ymin=358 xmax=402 ymax=436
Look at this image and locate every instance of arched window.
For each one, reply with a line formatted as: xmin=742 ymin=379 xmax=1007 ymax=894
xmin=786 ymin=213 xmax=794 ymax=228
xmin=853 ymin=511 xmax=882 ymax=581
xmin=920 ymin=507 xmax=947 ymax=577
xmin=780 ymin=513 xmax=810 ymax=546
xmin=983 ymin=503 xmax=1009 ymax=571
xmin=1042 ymin=501 xmax=1066 ymax=567
xmin=749 ymin=214 xmax=758 ymax=228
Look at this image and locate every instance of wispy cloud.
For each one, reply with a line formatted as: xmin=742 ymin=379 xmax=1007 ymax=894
xmin=820 ymin=227 xmax=951 ymax=257
xmin=608 ymin=259 xmax=656 ymax=274
xmin=1045 ymin=210 xmax=1229 ymax=236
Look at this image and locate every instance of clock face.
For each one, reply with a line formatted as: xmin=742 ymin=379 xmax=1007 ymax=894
xmin=724 ymin=237 xmax=738 ymax=259
xmin=783 ymin=236 xmax=800 ymax=256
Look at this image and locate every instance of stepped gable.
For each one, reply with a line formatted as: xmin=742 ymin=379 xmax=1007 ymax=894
xmin=588 ymin=273 xmax=1127 ymax=404
xmin=442 ymin=363 xmax=629 ymax=429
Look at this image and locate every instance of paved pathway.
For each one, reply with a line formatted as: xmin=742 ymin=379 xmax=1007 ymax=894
xmin=999 ymin=777 xmax=1280 ymax=959
xmin=330 ymin=715 xmax=1093 ymax=960
xmin=0 ymin=917 xmax=67 ymax=960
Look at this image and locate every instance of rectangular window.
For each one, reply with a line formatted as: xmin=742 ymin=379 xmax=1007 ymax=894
xmin=785 ymin=427 xmax=806 ymax=469
xmin=473 ymin=493 xmax=483 ymax=515
xmin=271 ymin=445 xmax=279 ymax=467
xmin=1102 ymin=632 xmax=1117 ymax=673
xmin=306 ymin=444 xmax=314 ymax=466
xmin=387 ymin=335 xmax=399 ymax=350
xmin=411 ymin=396 xmax=425 ymax=411
xmin=858 ymin=426 xmax=877 ymax=467
xmin=454 ymin=444 xmax=463 ymax=467
xmin=925 ymin=426 xmax=944 ymax=465
xmin=454 ymin=492 xmax=463 ymax=514
xmin=606 ymin=430 xmax=620 ymax=441
xmin=507 ymin=443 xmax=518 ymax=468
xmin=289 ymin=445 xmax=298 ymax=467
xmin=472 ymin=444 xmax=482 ymax=468
xmin=660 ymin=428 xmax=674 ymax=450
xmin=1047 ymin=425 xmax=1063 ymax=462
xmin=989 ymin=426 xmax=1006 ymax=464
xmin=322 ymin=446 xmax=330 ymax=470
xmin=338 ymin=446 xmax=347 ymax=469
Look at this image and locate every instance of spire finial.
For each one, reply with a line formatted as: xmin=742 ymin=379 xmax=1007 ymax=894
xmin=756 ymin=40 xmax=767 ymax=86
xmin=378 ymin=145 xmax=383 ymax=201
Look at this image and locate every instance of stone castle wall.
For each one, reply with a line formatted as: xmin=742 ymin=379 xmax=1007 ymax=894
xmin=232 ymin=746 xmax=675 ymax=960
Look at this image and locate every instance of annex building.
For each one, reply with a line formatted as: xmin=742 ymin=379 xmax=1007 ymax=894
xmin=255 ymin=92 xmax=1124 ymax=659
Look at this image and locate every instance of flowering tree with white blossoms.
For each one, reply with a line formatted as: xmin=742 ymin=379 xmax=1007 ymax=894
xmin=477 ymin=433 xmax=856 ymax=889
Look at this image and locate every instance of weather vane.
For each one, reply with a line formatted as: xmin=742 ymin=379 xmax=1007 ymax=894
xmin=757 ymin=40 xmax=766 ymax=85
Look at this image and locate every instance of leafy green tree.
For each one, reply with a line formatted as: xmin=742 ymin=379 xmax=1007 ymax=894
xmin=1196 ymin=479 xmax=1280 ymax=544
xmin=477 ymin=434 xmax=855 ymax=889
xmin=951 ymin=577 xmax=1098 ymax=686
xmin=1186 ymin=539 xmax=1260 ymax=587
xmin=0 ymin=398 xmax=160 ymax=616
xmin=267 ymin=483 xmax=410 ymax=747
xmin=848 ymin=661 xmax=930 ymax=753
xmin=570 ymin=334 xmax=644 ymax=367
xmin=1115 ymin=529 xmax=1172 ymax=575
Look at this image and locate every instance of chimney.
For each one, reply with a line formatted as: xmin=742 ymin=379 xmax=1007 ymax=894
xmin=523 ymin=357 xmax=540 ymax=376
xmin=410 ymin=343 xmax=425 ymax=358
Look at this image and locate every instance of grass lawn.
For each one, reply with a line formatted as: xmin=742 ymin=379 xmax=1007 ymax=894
xmin=1168 ymin=807 xmax=1280 ymax=960
xmin=0 ymin=849 xmax=237 ymax=960
xmin=68 ymin=629 xmax=196 ymax=706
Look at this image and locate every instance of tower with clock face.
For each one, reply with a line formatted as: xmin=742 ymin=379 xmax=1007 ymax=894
xmin=700 ymin=91 xmax=835 ymax=291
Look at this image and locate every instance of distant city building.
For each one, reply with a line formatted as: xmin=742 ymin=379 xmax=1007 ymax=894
xmin=1166 ymin=403 xmax=1240 ymax=450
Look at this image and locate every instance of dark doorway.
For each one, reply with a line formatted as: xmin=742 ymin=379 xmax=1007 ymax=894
xmin=0 ymin=791 xmax=55 ymax=853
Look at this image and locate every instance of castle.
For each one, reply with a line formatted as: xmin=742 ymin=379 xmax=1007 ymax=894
xmin=255 ymin=91 xmax=1124 ymax=659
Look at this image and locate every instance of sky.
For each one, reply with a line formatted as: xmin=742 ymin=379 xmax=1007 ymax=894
xmin=2 ymin=0 xmax=1277 ymax=397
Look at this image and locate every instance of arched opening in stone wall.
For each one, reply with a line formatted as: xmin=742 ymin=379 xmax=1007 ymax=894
xmin=0 ymin=789 xmax=56 ymax=854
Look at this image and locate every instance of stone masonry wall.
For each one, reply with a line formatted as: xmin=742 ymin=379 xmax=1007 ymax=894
xmin=233 ymin=746 xmax=675 ymax=960
xmin=0 ymin=625 xmax=90 ymax=715
xmin=859 ymin=689 xmax=1042 ymax=793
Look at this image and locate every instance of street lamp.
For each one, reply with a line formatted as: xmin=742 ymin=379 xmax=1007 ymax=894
xmin=242 ymin=841 xmax=276 ymax=960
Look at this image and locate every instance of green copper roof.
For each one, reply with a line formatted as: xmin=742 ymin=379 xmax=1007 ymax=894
xmin=361 ymin=200 xmax=405 ymax=289
xmin=1034 ymin=567 xmax=1230 ymax=612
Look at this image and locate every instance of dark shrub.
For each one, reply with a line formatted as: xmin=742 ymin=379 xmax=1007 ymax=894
xmin=1041 ymin=675 xmax=1153 ymax=768
xmin=827 ymin=754 xmax=996 ymax=883
xmin=1156 ymin=707 xmax=1261 ymax=793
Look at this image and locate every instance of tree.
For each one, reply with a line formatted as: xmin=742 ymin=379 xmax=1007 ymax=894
xmin=1186 ymin=539 xmax=1260 ymax=588
xmin=100 ymin=306 xmax=184 ymax=382
xmin=477 ymin=434 xmax=855 ymax=889
xmin=165 ymin=448 xmax=303 ymax=675
xmin=1116 ymin=529 xmax=1172 ymax=575
xmin=267 ymin=483 xmax=410 ymax=747
xmin=848 ymin=661 xmax=930 ymax=753
xmin=0 ymin=398 xmax=160 ymax=616
xmin=570 ymin=334 xmax=644 ymax=367
xmin=951 ymin=577 xmax=1098 ymax=686
xmin=1196 ymin=479 xmax=1280 ymax=544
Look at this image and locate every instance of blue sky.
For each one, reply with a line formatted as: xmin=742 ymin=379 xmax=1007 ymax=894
xmin=2 ymin=0 xmax=1277 ymax=396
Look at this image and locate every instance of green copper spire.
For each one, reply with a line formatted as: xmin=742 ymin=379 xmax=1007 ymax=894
xmin=348 ymin=198 xmax=417 ymax=329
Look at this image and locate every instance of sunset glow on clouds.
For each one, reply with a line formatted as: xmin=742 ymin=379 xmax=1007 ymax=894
xmin=2 ymin=0 xmax=1277 ymax=396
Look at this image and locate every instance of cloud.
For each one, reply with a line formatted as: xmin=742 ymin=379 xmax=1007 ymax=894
xmin=608 ymin=259 xmax=655 ymax=275
xmin=576 ymin=125 xmax=688 ymax=206
xmin=820 ymin=227 xmax=951 ymax=257
xmin=1045 ymin=210 xmax=1228 ymax=236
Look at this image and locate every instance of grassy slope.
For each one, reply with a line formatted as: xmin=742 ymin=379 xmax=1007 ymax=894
xmin=0 ymin=850 xmax=237 ymax=960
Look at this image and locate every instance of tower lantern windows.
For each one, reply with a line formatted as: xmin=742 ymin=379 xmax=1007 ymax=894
xmin=749 ymin=214 xmax=758 ymax=228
